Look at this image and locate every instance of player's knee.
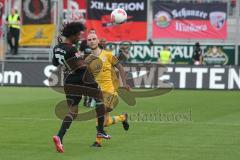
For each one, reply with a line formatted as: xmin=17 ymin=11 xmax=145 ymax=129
xmin=70 ymin=112 xmax=78 ymax=119
xmin=69 ymin=106 xmax=78 ymax=119
xmin=95 ymin=103 xmax=105 ymax=117
xmin=106 ymin=107 xmax=113 ymax=112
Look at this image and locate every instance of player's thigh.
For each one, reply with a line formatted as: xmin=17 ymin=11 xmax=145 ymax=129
xmin=103 ymin=92 xmax=119 ymax=112
xmin=65 ymin=94 xmax=82 ymax=107
xmin=64 ymin=75 xmax=84 ymax=106
xmin=84 ymin=82 xmax=103 ymax=101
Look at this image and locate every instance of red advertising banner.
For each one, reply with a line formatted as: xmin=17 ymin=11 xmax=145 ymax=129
xmin=63 ymin=0 xmax=86 ymax=9
xmin=22 ymin=0 xmax=52 ymax=24
xmin=86 ymin=0 xmax=147 ymax=41
xmin=63 ymin=0 xmax=86 ymax=23
xmin=152 ymin=2 xmax=227 ymax=39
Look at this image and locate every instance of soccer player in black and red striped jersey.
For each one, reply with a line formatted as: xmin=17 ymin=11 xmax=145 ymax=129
xmin=52 ymin=22 xmax=110 ymax=153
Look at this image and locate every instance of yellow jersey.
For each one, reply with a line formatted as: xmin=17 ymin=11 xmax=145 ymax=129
xmin=88 ymin=50 xmax=120 ymax=93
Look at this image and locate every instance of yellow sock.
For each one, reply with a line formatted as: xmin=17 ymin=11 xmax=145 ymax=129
xmin=114 ymin=114 xmax=126 ymax=123
xmin=95 ymin=128 xmax=110 ymax=145
xmin=96 ymin=137 xmax=102 ymax=144
xmin=95 ymin=120 xmax=102 ymax=144
xmin=105 ymin=115 xmax=126 ymax=127
xmin=105 ymin=116 xmax=113 ymax=127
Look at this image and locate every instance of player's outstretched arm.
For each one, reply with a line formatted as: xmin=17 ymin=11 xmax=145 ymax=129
xmin=115 ymin=63 xmax=131 ymax=91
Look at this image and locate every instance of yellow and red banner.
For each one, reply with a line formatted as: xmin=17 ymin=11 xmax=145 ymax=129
xmin=19 ymin=24 xmax=55 ymax=47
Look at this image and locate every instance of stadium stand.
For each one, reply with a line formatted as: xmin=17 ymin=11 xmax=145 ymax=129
xmin=1 ymin=0 xmax=239 ymax=62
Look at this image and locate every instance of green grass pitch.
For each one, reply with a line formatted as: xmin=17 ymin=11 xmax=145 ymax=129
xmin=0 ymin=87 xmax=239 ymax=160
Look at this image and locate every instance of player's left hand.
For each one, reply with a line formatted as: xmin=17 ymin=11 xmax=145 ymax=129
xmin=123 ymin=84 xmax=131 ymax=91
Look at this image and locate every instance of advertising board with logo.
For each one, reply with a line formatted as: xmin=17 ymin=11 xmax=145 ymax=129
xmin=0 ymin=62 xmax=239 ymax=90
xmin=86 ymin=0 xmax=147 ymax=41
xmin=22 ymin=0 xmax=52 ymax=24
xmin=203 ymin=46 xmax=230 ymax=65
xmin=111 ymin=44 xmax=235 ymax=65
xmin=152 ymin=2 xmax=227 ymax=39
xmin=125 ymin=64 xmax=240 ymax=89
xmin=63 ymin=0 xmax=86 ymax=24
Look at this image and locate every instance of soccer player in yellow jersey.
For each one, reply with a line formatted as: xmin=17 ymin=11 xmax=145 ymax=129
xmin=85 ymin=33 xmax=130 ymax=147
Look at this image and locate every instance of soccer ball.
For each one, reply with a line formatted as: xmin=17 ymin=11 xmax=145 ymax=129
xmin=111 ymin=8 xmax=127 ymax=24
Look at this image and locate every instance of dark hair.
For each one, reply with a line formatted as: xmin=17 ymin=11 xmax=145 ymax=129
xmin=61 ymin=22 xmax=85 ymax=38
xmin=195 ymin=42 xmax=200 ymax=47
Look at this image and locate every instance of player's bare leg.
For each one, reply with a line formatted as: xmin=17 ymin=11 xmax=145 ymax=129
xmin=104 ymin=112 xmax=129 ymax=130
xmin=92 ymin=111 xmax=129 ymax=147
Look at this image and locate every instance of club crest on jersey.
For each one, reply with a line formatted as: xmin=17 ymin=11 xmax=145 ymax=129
xmin=75 ymin=51 xmax=82 ymax=58
xmin=101 ymin=56 xmax=107 ymax=62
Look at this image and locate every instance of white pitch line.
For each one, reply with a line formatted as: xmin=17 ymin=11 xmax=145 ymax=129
xmin=2 ymin=117 xmax=58 ymax=121
xmin=1 ymin=117 xmax=240 ymax=127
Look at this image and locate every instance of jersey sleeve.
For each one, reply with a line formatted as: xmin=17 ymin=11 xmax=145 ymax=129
xmin=52 ymin=47 xmax=59 ymax=66
xmin=107 ymin=52 xmax=119 ymax=66
xmin=69 ymin=47 xmax=78 ymax=55
xmin=52 ymin=57 xmax=59 ymax=66
xmin=79 ymin=40 xmax=87 ymax=52
xmin=67 ymin=47 xmax=80 ymax=60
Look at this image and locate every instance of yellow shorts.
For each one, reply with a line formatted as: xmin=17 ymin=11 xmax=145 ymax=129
xmin=103 ymin=91 xmax=119 ymax=110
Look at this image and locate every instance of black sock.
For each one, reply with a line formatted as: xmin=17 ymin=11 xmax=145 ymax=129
xmin=57 ymin=115 xmax=73 ymax=143
xmin=95 ymin=103 xmax=105 ymax=133
xmin=97 ymin=116 xmax=104 ymax=132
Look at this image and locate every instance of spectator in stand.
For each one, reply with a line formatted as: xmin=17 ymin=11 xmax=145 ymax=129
xmin=99 ymin=38 xmax=107 ymax=49
xmin=5 ymin=8 xmax=20 ymax=55
xmin=230 ymin=0 xmax=236 ymax=16
xmin=192 ymin=42 xmax=203 ymax=65
xmin=159 ymin=46 xmax=172 ymax=64
xmin=148 ymin=38 xmax=154 ymax=47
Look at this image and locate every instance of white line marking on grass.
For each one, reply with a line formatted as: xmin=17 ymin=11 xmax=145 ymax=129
xmin=130 ymin=121 xmax=240 ymax=127
xmin=2 ymin=117 xmax=58 ymax=121
xmin=1 ymin=117 xmax=240 ymax=127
